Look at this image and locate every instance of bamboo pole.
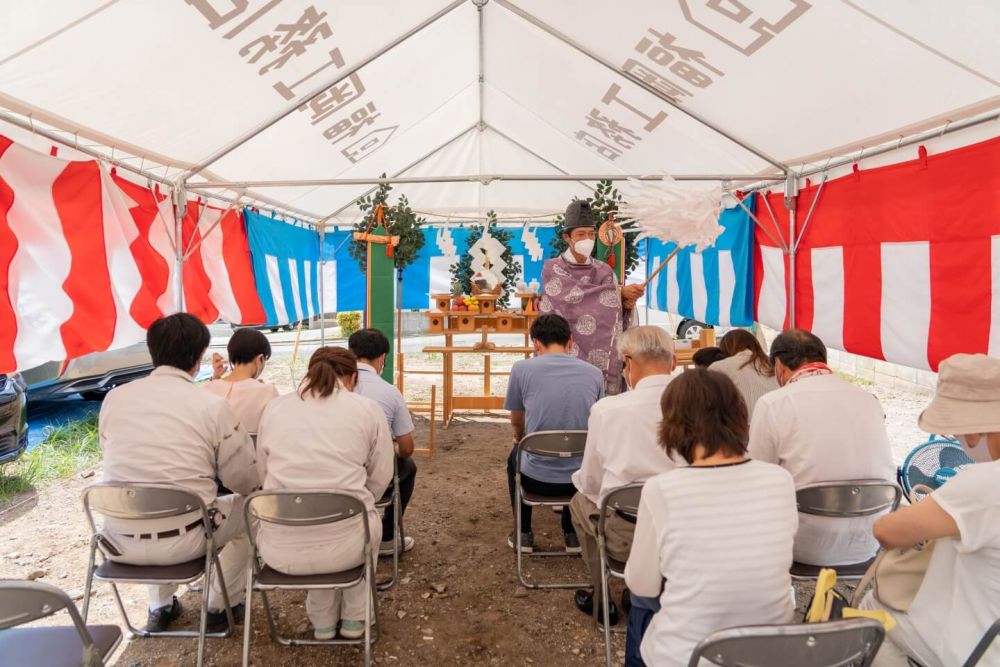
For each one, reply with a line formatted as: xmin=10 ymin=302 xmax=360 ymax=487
xmin=640 ymin=246 xmax=682 ymax=289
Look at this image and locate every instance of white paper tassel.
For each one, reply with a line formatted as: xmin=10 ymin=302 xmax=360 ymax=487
xmin=521 ymin=225 xmax=543 ymax=262
xmin=619 ymin=177 xmax=724 ymax=251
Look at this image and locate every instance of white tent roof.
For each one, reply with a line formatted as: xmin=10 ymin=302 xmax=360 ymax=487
xmin=1 ymin=0 xmax=997 ymax=225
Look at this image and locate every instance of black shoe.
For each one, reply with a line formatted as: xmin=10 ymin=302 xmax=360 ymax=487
xmin=621 ymin=588 xmax=632 ymax=615
xmin=573 ymin=589 xmax=619 ymax=626
xmin=145 ymin=596 xmax=182 ymax=632
xmin=205 ymin=602 xmax=245 ymax=633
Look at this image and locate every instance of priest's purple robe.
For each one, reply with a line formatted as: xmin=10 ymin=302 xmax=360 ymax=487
xmin=539 ymin=255 xmax=627 ymax=394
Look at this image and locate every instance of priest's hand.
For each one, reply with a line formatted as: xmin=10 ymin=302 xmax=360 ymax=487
xmin=621 ymin=283 xmax=644 ymax=308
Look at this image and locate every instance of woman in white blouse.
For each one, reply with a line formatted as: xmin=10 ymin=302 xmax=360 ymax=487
xmin=255 ymin=347 xmax=393 ymax=640
xmin=205 ymin=328 xmax=279 ymax=434
xmin=624 ymin=368 xmax=798 ymax=667
xmin=710 ymin=329 xmax=779 ymax=417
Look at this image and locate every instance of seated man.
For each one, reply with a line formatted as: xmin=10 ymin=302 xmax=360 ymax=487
xmin=862 ymin=354 xmax=1000 ymax=667
xmin=749 ymin=329 xmax=895 ymax=566
xmin=504 ymin=314 xmax=603 ymax=553
xmin=570 ymin=326 xmax=680 ymax=624
xmin=98 ymin=313 xmax=257 ymax=632
xmin=348 ymin=328 xmax=417 ymax=556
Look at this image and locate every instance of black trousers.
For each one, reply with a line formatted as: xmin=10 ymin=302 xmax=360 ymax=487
xmin=506 ymin=446 xmax=576 ymax=535
xmin=381 ymin=455 xmax=416 ymax=541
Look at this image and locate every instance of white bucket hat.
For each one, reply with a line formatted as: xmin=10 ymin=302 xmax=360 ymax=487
xmin=918 ymin=353 xmax=1000 ymax=434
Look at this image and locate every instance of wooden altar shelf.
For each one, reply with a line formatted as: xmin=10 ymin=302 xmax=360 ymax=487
xmin=673 ymin=328 xmax=718 ymax=368
xmin=424 ymin=311 xmax=536 ymax=334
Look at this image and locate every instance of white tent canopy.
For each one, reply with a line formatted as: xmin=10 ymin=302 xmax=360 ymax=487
xmin=0 ymin=0 xmax=997 ymax=225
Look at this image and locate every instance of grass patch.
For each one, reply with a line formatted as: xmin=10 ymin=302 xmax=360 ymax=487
xmin=0 ymin=414 xmax=101 ymax=505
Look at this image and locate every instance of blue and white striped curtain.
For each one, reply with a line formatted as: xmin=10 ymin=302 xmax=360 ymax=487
xmin=645 ymin=197 xmax=756 ymax=327
xmin=245 ymin=210 xmax=321 ymax=326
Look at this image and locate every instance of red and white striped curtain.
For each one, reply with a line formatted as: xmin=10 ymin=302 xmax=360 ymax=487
xmin=754 ymin=136 xmax=1000 ymax=371
xmin=0 ymin=134 xmax=265 ymax=373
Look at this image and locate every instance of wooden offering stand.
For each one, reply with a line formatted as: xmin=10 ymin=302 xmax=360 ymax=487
xmin=673 ymin=327 xmax=718 ymax=368
xmin=417 ymin=293 xmax=539 ymax=427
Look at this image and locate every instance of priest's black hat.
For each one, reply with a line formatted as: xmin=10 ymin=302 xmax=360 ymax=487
xmin=563 ymin=199 xmax=597 ymax=231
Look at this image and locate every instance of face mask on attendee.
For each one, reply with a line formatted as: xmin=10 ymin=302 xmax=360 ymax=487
xmin=574 ymin=239 xmax=595 ymax=257
xmin=623 ymin=356 xmax=633 ymax=391
xmin=253 ymin=355 xmax=266 ymax=379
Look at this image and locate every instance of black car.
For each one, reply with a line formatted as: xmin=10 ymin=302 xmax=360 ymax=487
xmin=0 ymin=374 xmax=28 ymax=465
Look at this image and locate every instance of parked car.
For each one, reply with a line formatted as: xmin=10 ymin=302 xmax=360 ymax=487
xmin=0 ymin=373 xmax=28 ymax=465
xmin=22 ymin=343 xmax=153 ymax=401
xmin=677 ymin=318 xmax=714 ymax=340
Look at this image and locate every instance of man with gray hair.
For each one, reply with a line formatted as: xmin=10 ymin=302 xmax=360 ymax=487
xmin=569 ymin=325 xmax=681 ymax=625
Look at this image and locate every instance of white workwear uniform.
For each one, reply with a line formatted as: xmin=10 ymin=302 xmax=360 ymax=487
xmin=256 ymin=384 xmax=393 ymax=630
xmin=204 ymin=377 xmax=278 ymax=434
xmin=99 ymin=366 xmax=258 ymax=611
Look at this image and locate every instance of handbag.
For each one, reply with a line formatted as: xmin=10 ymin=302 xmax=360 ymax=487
xmin=806 ymin=568 xmax=896 ymax=630
xmin=852 ymin=484 xmax=936 ymax=612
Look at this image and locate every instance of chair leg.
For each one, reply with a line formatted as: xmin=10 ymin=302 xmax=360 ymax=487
xmin=600 ymin=549 xmax=613 ymax=667
xmin=209 ymin=547 xmax=235 ymax=637
xmin=364 ymin=561 xmax=373 ymax=667
xmin=81 ymin=538 xmax=98 ymax=623
xmin=107 ymin=582 xmax=145 ymax=637
xmin=197 ymin=552 xmax=213 ymax=667
xmin=260 ymin=590 xmax=281 ymax=644
xmin=241 ymin=567 xmax=255 ymax=667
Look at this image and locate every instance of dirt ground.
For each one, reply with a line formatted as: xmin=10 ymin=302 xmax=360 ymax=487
xmin=0 ymin=348 xmax=930 ymax=666
xmin=1 ymin=412 xmax=632 ymax=666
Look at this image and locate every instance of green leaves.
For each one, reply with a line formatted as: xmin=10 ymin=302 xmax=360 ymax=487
xmin=450 ymin=210 xmax=522 ymax=309
xmin=350 ymin=176 xmax=427 ymax=272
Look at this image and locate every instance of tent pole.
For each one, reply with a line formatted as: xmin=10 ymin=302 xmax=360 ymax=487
xmin=492 ymin=0 xmax=788 ymax=173
xmin=784 ymin=174 xmax=799 ymax=329
xmin=179 ymin=0 xmax=468 ymax=182
xmin=487 ymin=124 xmax=596 ymax=193
xmin=192 ymin=173 xmax=785 ymax=189
xmin=319 ymin=226 xmax=326 ymax=346
xmin=171 ymin=186 xmax=187 ymax=313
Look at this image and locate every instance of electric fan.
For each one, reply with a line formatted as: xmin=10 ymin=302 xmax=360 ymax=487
xmin=899 ymin=436 xmax=975 ymax=498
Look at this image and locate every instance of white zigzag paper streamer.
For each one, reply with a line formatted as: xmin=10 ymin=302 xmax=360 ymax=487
xmin=521 ymin=226 xmax=543 ymax=261
xmin=436 ymin=227 xmax=457 ymax=258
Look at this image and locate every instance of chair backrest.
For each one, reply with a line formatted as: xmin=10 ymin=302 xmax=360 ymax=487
xmin=0 ymin=580 xmax=74 ymax=630
xmin=244 ymin=490 xmax=371 ymax=553
xmin=795 ymin=480 xmax=902 ymax=518
xmin=597 ymin=482 xmax=644 ymax=536
xmin=81 ymin=482 xmax=210 ymax=535
xmin=688 ymin=619 xmax=885 ymax=667
xmin=517 ymin=431 xmax=587 ymax=466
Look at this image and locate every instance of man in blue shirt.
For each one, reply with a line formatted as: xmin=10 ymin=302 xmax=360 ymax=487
xmin=504 ymin=314 xmax=603 ymax=553
xmin=349 ymin=328 xmax=417 ymax=556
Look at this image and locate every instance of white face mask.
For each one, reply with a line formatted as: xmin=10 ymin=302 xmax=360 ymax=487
xmin=573 ymin=239 xmax=595 ymax=257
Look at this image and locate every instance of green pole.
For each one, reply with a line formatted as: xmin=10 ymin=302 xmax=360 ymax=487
xmin=366 ymin=209 xmax=396 ymax=382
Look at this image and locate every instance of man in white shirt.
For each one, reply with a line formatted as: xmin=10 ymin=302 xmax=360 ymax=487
xmin=98 ymin=313 xmax=257 ymax=633
xmin=864 ymin=354 xmax=1000 ymax=667
xmin=569 ymin=326 xmax=679 ymax=625
xmin=749 ymin=329 xmax=896 ymax=566
xmin=349 ymin=328 xmax=417 ymax=556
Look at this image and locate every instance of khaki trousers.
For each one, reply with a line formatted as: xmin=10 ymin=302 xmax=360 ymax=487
xmin=105 ymin=494 xmax=248 ymax=612
xmin=569 ymin=492 xmax=634 ymax=608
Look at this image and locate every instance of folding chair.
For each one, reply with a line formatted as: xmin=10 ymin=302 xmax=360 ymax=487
xmin=963 ymin=618 xmax=1000 ymax=667
xmin=241 ymin=490 xmax=380 ymax=667
xmin=688 ymin=618 xmax=885 ymax=667
xmin=514 ymin=430 xmax=589 ymax=589
xmin=81 ymin=482 xmax=235 ymax=667
xmin=0 ymin=580 xmax=122 ymax=667
xmin=791 ymin=480 xmax=902 ymax=583
xmin=375 ymin=455 xmax=403 ymax=591
xmin=596 ymin=482 xmax=644 ymax=667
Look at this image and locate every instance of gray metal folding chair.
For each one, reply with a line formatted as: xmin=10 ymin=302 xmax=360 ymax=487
xmin=0 ymin=580 xmax=122 ymax=667
xmin=963 ymin=618 xmax=1000 ymax=667
xmin=791 ymin=480 xmax=902 ymax=582
xmin=596 ymin=482 xmax=643 ymax=667
xmin=688 ymin=618 xmax=885 ymax=667
xmin=514 ymin=430 xmax=589 ymax=589
xmin=375 ymin=455 xmax=403 ymax=591
xmin=80 ymin=482 xmax=235 ymax=667
xmin=241 ymin=490 xmax=380 ymax=667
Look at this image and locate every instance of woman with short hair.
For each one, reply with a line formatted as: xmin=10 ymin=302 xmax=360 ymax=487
xmin=624 ymin=369 xmax=798 ymax=667
xmin=205 ymin=328 xmax=278 ymax=433
xmin=710 ymin=329 xmax=779 ymax=416
xmin=255 ymin=347 xmax=393 ymax=640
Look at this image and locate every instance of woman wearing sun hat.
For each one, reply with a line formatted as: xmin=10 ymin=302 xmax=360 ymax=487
xmin=862 ymin=353 xmax=1000 ymax=667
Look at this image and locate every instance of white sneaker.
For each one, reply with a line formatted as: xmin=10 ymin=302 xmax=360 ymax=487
xmin=339 ymin=619 xmax=366 ymax=639
xmin=313 ymin=626 xmax=336 ymax=640
xmin=379 ymin=535 xmax=415 ymax=556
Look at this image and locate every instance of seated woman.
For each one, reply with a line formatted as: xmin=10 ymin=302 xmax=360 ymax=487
xmin=624 ymin=369 xmax=798 ymax=667
xmin=710 ymin=329 xmax=779 ymax=416
xmin=255 ymin=347 xmax=393 ymax=640
xmin=205 ymin=328 xmax=279 ymax=434
xmin=862 ymin=354 xmax=1000 ymax=667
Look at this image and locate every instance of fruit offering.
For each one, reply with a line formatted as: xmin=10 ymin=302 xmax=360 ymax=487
xmin=463 ymin=295 xmax=481 ymax=313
